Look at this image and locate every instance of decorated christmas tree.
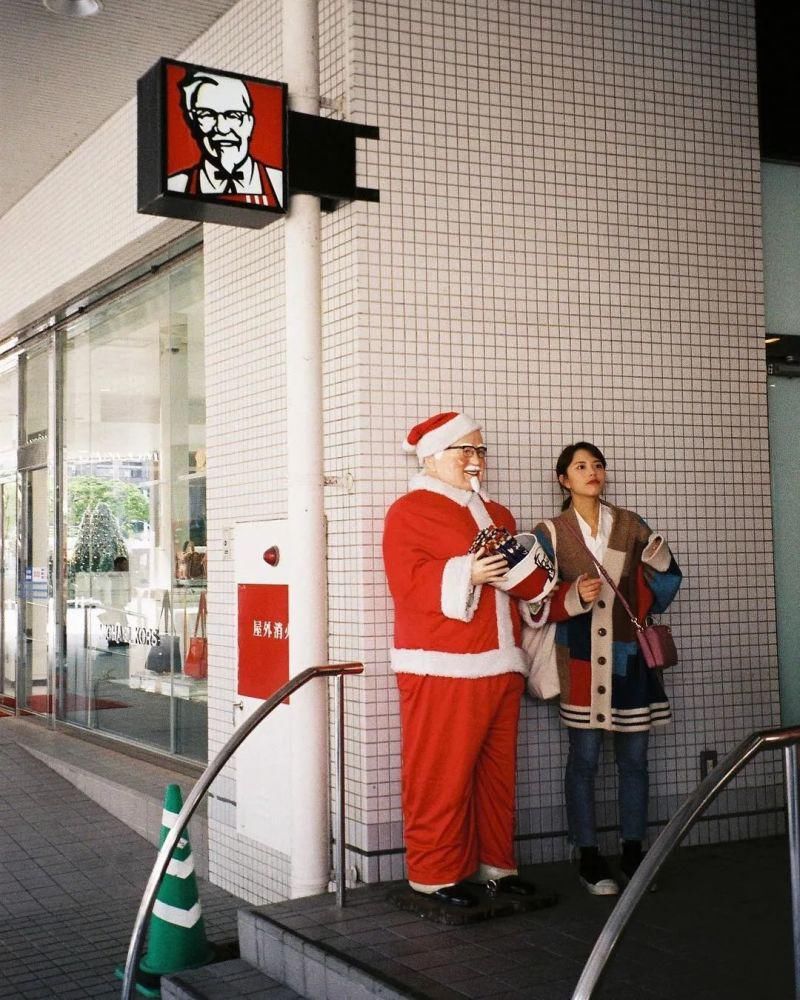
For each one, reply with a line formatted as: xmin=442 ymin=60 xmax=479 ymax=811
xmin=71 ymin=500 xmax=128 ymax=574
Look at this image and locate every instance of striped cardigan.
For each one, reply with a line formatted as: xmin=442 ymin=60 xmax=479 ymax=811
xmin=533 ymin=503 xmax=682 ymax=733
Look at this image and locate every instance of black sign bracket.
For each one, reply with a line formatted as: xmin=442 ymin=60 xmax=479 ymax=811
xmin=287 ymin=111 xmax=379 ymax=211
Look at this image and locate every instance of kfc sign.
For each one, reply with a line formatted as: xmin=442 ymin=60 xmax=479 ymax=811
xmin=138 ymin=59 xmax=287 ymax=229
xmin=138 ymin=57 xmax=379 ymax=229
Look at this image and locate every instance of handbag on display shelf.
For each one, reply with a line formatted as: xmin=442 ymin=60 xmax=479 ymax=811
xmin=520 ymin=520 xmax=560 ymax=701
xmin=562 ymin=518 xmax=678 ymax=671
xmin=184 ymin=592 xmax=208 ymax=680
xmin=176 ymin=541 xmax=207 ymax=581
xmin=145 ymin=592 xmax=182 ymax=674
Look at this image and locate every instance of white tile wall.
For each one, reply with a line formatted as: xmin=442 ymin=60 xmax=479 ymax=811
xmin=349 ymin=0 xmax=780 ymax=876
xmin=0 ymin=0 xmax=780 ymax=902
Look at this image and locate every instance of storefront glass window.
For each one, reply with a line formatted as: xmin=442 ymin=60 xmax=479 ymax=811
xmin=22 ymin=347 xmax=49 ymax=444
xmin=60 ymin=252 xmax=206 ymax=760
xmin=0 ymin=360 xmax=18 ymax=710
xmin=0 ymin=359 xmax=19 ymax=471
xmin=19 ymin=341 xmax=51 ymax=714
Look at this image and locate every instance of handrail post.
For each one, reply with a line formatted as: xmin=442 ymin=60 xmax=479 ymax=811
xmin=785 ymin=744 xmax=800 ymax=999
xmin=571 ymin=731 xmax=766 ymax=999
xmin=120 ymin=662 xmax=363 ymax=1000
xmin=335 ymin=669 xmax=346 ymax=907
xmin=572 ymin=726 xmax=800 ymax=999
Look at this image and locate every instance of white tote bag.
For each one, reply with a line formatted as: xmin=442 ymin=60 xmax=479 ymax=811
xmin=520 ymin=520 xmax=560 ymax=701
xmin=522 ymin=616 xmax=559 ymax=700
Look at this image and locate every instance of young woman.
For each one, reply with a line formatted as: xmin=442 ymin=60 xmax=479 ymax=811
xmin=533 ymin=442 xmax=682 ymax=895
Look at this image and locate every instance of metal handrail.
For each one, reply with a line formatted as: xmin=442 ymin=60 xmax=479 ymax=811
xmin=573 ymin=724 xmax=800 ymax=999
xmin=120 ymin=661 xmax=364 ymax=1000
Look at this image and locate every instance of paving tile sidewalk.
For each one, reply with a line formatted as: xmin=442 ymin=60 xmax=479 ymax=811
xmin=0 ymin=723 xmax=243 ymax=1000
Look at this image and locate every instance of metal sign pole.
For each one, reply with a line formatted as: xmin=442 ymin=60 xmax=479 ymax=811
xmin=283 ymin=0 xmax=330 ymax=900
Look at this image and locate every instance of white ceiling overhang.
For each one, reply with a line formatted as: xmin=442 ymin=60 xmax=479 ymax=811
xmin=0 ymin=0 xmax=243 ymax=219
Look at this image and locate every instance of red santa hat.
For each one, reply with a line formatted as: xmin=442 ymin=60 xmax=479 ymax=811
xmin=402 ymin=411 xmax=481 ymax=461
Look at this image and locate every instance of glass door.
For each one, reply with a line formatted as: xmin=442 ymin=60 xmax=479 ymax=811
xmin=61 ymin=252 xmax=207 ymax=759
xmin=0 ymin=356 xmax=19 ymax=712
xmin=16 ymin=338 xmax=51 ymax=715
xmin=0 ymin=478 xmax=17 ymax=711
xmin=18 ymin=466 xmax=49 ymax=713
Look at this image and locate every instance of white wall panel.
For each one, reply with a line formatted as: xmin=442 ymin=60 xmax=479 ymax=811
xmin=0 ymin=0 xmax=776 ymax=897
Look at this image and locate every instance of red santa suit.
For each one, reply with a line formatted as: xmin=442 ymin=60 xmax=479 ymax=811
xmin=383 ymin=473 xmax=555 ymax=889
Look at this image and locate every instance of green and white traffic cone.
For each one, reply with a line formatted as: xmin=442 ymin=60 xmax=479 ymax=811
xmin=115 ymin=783 xmax=215 ymax=997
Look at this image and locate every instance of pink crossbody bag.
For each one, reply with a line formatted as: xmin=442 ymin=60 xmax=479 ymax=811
xmin=563 ymin=518 xmax=678 ymax=670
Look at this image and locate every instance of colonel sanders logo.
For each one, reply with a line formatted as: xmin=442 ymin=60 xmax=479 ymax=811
xmin=166 ymin=67 xmax=285 ymax=209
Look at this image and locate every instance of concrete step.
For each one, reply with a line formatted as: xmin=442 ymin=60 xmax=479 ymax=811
xmin=161 ymin=958 xmax=302 ymax=999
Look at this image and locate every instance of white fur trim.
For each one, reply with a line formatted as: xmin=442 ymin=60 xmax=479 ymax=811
xmin=408 ymin=879 xmax=456 ymax=892
xmin=520 ymin=598 xmax=550 ymax=627
xmin=407 ymin=413 xmax=481 ymax=460
xmin=409 ymin=472 xmax=481 ymax=506
xmin=642 ymin=533 xmax=671 ymax=573
xmin=469 ymin=493 xmax=494 ymax=527
xmin=441 ymin=555 xmax=480 ymax=621
xmin=407 ymin=474 xmax=495 ymax=514
xmin=478 ymin=864 xmax=518 ymax=880
xmin=391 ymin=646 xmax=527 ymax=677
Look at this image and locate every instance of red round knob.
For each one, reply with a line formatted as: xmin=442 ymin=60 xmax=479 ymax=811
xmin=263 ymin=546 xmax=280 ymax=567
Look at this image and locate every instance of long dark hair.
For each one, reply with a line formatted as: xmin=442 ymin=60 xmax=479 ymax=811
xmin=555 ymin=441 xmax=607 ymax=510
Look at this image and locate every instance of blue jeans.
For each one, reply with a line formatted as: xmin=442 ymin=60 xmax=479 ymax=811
xmin=565 ymin=728 xmax=650 ymax=848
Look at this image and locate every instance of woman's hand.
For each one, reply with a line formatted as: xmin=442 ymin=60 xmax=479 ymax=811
xmin=576 ymin=572 xmax=602 ymax=605
xmin=471 ymin=548 xmax=509 ymax=586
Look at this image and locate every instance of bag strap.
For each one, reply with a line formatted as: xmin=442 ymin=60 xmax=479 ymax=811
xmin=160 ymin=590 xmax=175 ymax=633
xmin=561 ymin=515 xmax=644 ymax=631
xmin=194 ymin=592 xmax=207 ymax=638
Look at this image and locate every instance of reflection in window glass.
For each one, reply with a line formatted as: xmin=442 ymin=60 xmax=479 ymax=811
xmin=61 ymin=253 xmax=207 ymax=761
xmin=0 ymin=359 xmax=18 ymax=474
xmin=23 ymin=346 xmax=49 ymax=443
xmin=0 ymin=362 xmax=17 ymax=709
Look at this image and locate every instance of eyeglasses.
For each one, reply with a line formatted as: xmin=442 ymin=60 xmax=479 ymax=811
xmin=444 ymin=445 xmax=488 ymax=460
xmin=193 ymin=108 xmax=249 ymax=128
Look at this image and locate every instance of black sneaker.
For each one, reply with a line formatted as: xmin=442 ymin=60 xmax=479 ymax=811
xmin=619 ymin=840 xmax=658 ymax=892
xmin=578 ymin=846 xmax=619 ymax=896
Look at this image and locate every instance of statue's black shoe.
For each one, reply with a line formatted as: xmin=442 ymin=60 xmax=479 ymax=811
xmin=413 ymin=883 xmax=479 ymax=907
xmin=487 ymin=874 xmax=537 ymax=897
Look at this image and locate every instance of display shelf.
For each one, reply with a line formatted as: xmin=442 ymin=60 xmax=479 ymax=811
xmin=124 ymin=671 xmax=207 ymax=702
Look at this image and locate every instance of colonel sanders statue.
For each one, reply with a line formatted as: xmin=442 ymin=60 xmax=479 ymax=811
xmin=383 ymin=411 xmax=556 ymax=907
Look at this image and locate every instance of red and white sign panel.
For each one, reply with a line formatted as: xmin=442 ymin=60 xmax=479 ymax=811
xmin=237 ymin=583 xmax=290 ymax=701
xmin=138 ymin=58 xmax=287 ymax=229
